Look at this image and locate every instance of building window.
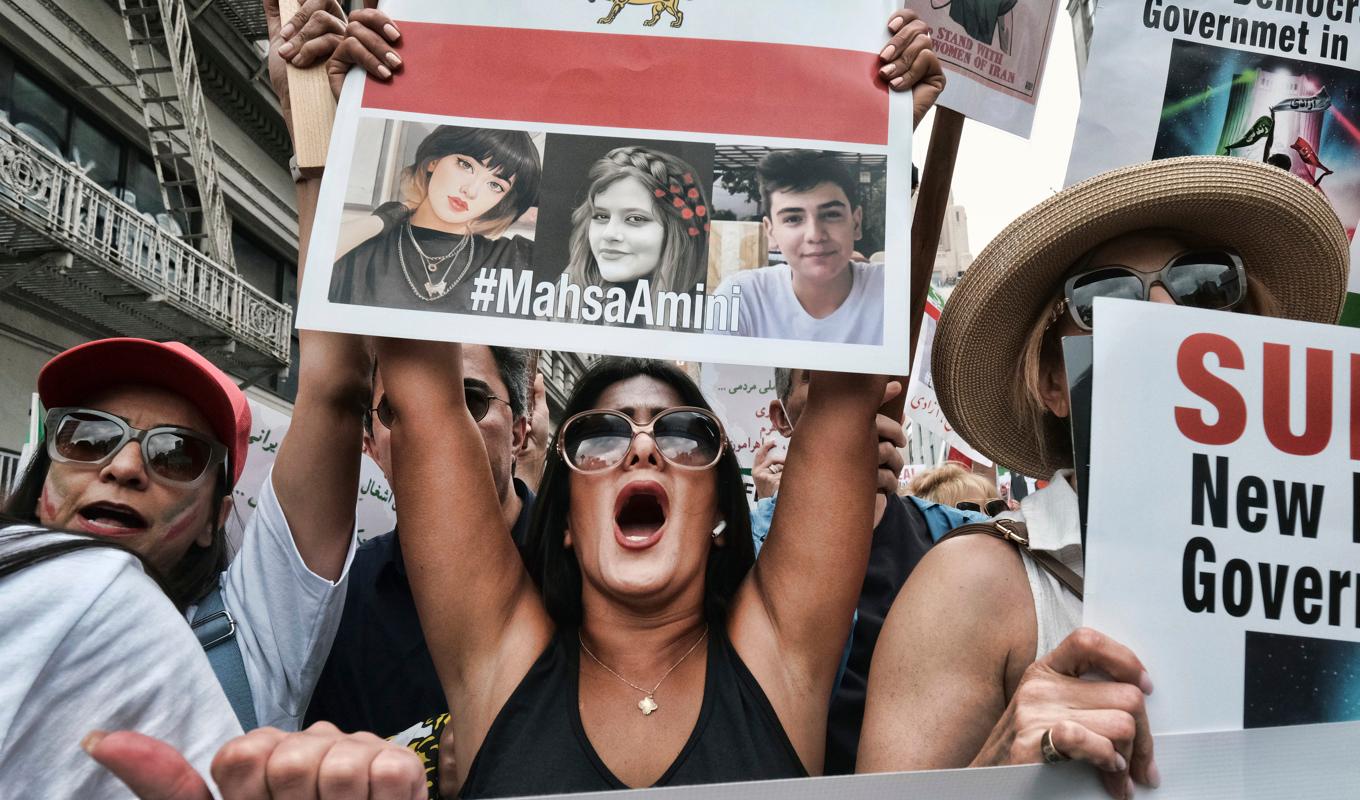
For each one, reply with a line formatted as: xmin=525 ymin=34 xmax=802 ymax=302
xmin=10 ymin=70 xmax=68 ymax=155
xmin=71 ymin=116 xmax=121 ymax=190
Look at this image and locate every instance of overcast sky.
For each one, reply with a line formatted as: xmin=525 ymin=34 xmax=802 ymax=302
xmin=914 ymin=16 xmax=1083 ymax=256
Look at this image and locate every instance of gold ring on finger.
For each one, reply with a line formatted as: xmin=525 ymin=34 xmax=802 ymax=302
xmin=1040 ymin=728 xmax=1070 ymax=764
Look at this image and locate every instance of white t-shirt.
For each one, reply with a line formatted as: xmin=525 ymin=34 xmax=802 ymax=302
xmin=0 ymin=529 xmax=243 ymax=798
xmin=185 ymin=470 xmax=356 ymax=731
xmin=710 ymin=261 xmax=884 ymax=344
xmin=995 ymin=471 xmax=1084 ymax=661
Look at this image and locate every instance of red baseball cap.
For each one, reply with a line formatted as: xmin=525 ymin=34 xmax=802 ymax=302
xmin=38 ymin=338 xmax=252 ymax=486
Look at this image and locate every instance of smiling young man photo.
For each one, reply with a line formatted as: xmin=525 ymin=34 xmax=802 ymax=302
xmin=711 ymin=150 xmax=884 ymax=345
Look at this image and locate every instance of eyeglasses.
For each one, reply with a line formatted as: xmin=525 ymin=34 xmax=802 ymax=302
xmin=771 ymin=398 xmax=795 ymax=437
xmin=367 ymin=383 xmax=510 ymax=430
xmin=557 ymin=407 xmax=727 ymax=473
xmin=1061 ymin=249 xmax=1247 ymax=331
xmin=44 ymin=407 xmax=226 ymax=487
xmin=957 ymin=499 xmax=1010 ymax=517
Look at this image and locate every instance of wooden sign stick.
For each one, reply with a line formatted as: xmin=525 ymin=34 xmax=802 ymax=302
xmin=882 ymin=107 xmax=965 ymax=423
xmin=279 ymin=0 xmax=337 ymax=176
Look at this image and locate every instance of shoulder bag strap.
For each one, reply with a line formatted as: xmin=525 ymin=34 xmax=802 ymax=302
xmin=938 ymin=520 xmax=1084 ymax=600
xmin=191 ymin=587 xmax=259 ymax=730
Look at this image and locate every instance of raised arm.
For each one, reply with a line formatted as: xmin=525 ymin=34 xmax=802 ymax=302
xmin=371 ymin=338 xmax=552 ymax=771
xmin=259 ymin=0 xmax=372 ymax=580
xmin=728 ymin=371 xmax=886 ymax=768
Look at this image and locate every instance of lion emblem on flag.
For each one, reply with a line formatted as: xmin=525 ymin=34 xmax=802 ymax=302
xmin=590 ymin=0 xmax=685 ymax=28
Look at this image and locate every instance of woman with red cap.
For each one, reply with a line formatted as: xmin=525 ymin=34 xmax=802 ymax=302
xmin=0 ymin=2 xmax=410 ymax=795
xmin=3 ymin=333 xmax=363 ymax=736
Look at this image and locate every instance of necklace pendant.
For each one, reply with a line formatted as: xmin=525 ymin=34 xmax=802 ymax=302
xmin=638 ymin=695 xmax=658 ymax=716
xmin=424 ymin=280 xmax=447 ymax=298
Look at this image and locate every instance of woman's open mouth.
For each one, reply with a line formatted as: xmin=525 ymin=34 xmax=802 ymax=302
xmin=614 ymin=481 xmax=669 ymax=550
xmin=74 ymin=502 xmax=149 ymax=537
xmin=447 ymin=195 xmax=469 ymax=214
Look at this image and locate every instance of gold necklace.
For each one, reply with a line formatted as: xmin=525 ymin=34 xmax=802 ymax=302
xmin=579 ymin=626 xmax=709 ymax=716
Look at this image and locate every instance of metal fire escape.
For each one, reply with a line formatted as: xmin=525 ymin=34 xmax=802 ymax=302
xmin=117 ymin=0 xmax=236 ymax=269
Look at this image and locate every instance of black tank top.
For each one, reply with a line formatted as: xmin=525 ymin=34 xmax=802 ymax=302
xmin=459 ymin=625 xmax=807 ymax=798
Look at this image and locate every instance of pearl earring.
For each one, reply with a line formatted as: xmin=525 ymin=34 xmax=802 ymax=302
xmin=711 ymin=520 xmax=727 ymax=539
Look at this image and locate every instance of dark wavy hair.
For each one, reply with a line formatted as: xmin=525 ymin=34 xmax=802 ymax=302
xmin=3 ymin=447 xmax=229 ymax=611
xmin=564 ymin=146 xmax=711 ymax=300
xmin=522 ymin=357 xmax=755 ymax=628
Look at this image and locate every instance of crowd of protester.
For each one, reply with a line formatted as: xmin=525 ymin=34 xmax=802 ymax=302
xmin=0 ymin=1 xmax=1352 ymax=798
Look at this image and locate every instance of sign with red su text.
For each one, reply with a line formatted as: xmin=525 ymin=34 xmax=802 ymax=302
xmin=1084 ymin=299 xmax=1360 ymax=735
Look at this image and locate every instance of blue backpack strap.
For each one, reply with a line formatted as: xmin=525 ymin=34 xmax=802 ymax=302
xmin=191 ymin=588 xmax=258 ymax=730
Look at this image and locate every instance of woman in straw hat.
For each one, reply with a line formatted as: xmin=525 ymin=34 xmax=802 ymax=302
xmin=855 ymin=155 xmax=1350 ymax=798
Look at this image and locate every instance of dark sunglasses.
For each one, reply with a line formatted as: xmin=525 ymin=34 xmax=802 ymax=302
xmin=367 ymin=383 xmax=509 ymax=430
xmin=1062 ymin=249 xmax=1247 ymax=331
xmin=957 ymin=499 xmax=1010 ymax=517
xmin=557 ymin=407 xmax=727 ymax=474
xmin=44 ymin=407 xmax=226 ymax=487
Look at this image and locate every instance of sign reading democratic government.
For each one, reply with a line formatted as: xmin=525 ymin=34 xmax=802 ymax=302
xmin=1084 ymin=299 xmax=1360 ymax=734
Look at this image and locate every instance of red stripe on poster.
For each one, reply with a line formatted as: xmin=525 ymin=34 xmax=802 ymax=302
xmin=364 ymin=24 xmax=889 ymax=145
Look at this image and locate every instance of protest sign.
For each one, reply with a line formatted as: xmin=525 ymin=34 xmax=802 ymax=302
xmin=699 ymin=362 xmax=780 ymax=505
xmin=497 ymin=722 xmax=1359 ymax=799
xmin=905 ymin=288 xmax=991 ymax=465
xmin=226 ymin=400 xmax=395 ymax=552
xmin=1061 ymin=335 xmax=1094 ymax=544
xmin=1066 ymin=0 xmax=1360 ymax=318
xmin=1084 ymin=299 xmax=1360 ymax=734
xmin=908 ymin=0 xmax=1059 ymax=137
xmin=295 ymin=0 xmax=915 ymax=374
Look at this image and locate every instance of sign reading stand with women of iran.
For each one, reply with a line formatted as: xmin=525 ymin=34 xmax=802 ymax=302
xmin=1083 ymin=299 xmax=1360 ymax=735
xmin=295 ymin=0 xmax=915 ymax=375
xmin=906 ymin=0 xmax=1060 ymax=137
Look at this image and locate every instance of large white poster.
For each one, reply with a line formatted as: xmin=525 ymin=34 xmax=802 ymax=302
xmin=699 ymin=362 xmax=780 ymax=504
xmin=297 ymin=0 xmax=915 ymax=374
xmin=905 ymin=288 xmax=991 ymax=465
xmin=1066 ymin=0 xmax=1360 ymax=311
xmin=907 ymin=0 xmax=1060 ymax=136
xmin=1084 ymin=299 xmax=1360 ymax=734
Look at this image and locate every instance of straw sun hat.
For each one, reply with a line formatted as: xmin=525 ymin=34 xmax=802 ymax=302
xmin=933 ymin=155 xmax=1350 ymax=479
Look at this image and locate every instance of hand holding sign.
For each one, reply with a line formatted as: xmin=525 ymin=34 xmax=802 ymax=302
xmin=969 ymin=627 xmax=1159 ymax=800
xmin=880 ymin=10 xmax=947 ymax=126
xmin=326 ymin=5 xmax=402 ymax=100
xmin=752 ymin=435 xmax=786 ymax=500
xmin=85 ymin=725 xmax=425 ymax=800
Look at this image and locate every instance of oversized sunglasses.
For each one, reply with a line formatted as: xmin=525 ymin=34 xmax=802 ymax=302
xmin=367 ymin=383 xmax=510 ymax=430
xmin=1061 ymin=249 xmax=1247 ymax=330
xmin=557 ymin=407 xmax=727 ymax=474
xmin=45 ymin=407 xmax=227 ymax=487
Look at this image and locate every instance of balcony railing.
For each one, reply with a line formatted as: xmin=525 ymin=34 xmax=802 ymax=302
xmin=0 ymin=448 xmax=21 ymax=500
xmin=0 ymin=118 xmax=291 ymax=370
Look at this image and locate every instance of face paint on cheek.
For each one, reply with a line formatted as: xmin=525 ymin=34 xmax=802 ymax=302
xmin=38 ymin=476 xmax=80 ymax=526
xmin=38 ymin=487 xmax=58 ymax=521
xmin=161 ymin=494 xmax=212 ymax=543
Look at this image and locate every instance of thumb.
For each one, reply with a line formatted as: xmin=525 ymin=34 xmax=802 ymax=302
xmin=84 ymin=730 xmax=213 ymax=800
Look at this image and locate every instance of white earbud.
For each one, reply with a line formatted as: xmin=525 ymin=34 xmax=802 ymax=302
xmin=711 ymin=520 xmax=727 ymax=539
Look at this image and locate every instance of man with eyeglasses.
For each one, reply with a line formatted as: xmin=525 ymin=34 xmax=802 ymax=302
xmin=751 ymin=366 xmax=985 ymax=775
xmin=304 ymin=345 xmax=536 ymax=738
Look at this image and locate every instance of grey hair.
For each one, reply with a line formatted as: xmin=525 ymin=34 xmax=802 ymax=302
xmin=774 ymin=367 xmax=795 ymax=403
xmin=490 ymin=346 xmax=532 ymax=419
